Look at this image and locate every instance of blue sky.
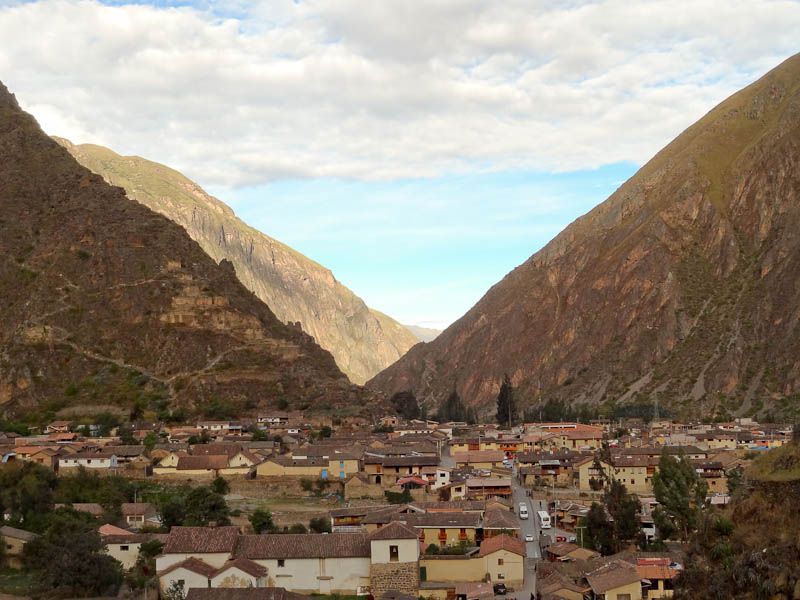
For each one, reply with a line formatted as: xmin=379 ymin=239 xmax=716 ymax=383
xmin=214 ymin=163 xmax=637 ymax=327
xmin=1 ymin=0 xmax=798 ymax=328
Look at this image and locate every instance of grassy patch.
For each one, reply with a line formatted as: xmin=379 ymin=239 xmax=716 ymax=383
xmin=748 ymin=443 xmax=800 ymax=482
xmin=0 ymin=568 xmax=39 ymax=595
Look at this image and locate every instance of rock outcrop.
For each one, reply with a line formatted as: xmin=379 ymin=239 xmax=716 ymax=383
xmin=55 ymin=139 xmax=419 ymax=384
xmin=370 ymin=54 xmax=800 ymax=421
xmin=0 ymin=80 xmax=377 ymax=419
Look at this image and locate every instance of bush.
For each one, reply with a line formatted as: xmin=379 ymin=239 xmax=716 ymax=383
xmin=385 ymin=489 xmax=412 ymax=504
xmin=309 ymin=517 xmax=331 ymax=533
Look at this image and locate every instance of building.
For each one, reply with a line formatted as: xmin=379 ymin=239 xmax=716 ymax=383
xmin=0 ymin=525 xmax=37 ymax=568
xmin=452 ymin=451 xmax=506 ymax=469
xmin=585 ymin=559 xmax=643 ymax=600
xmin=418 ymin=534 xmax=525 ymax=589
xmin=256 ymin=455 xmax=360 ymax=480
xmin=156 ymin=526 xmax=419 ymax=597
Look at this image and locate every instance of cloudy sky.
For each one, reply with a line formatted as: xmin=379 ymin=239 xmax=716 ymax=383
xmin=1 ymin=1 xmax=798 ymax=328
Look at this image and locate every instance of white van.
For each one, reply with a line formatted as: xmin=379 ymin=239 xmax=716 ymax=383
xmin=518 ymin=503 xmax=529 ymax=520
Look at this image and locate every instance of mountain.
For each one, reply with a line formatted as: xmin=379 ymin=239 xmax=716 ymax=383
xmin=0 ymin=80 xmax=375 ymax=422
xmin=370 ymin=54 xmax=800 ymax=421
xmin=403 ymin=324 xmax=442 ymax=343
xmin=51 ymin=139 xmax=418 ymax=385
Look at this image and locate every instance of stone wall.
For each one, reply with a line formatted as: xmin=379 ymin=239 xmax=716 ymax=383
xmin=370 ymin=561 xmax=419 ymax=597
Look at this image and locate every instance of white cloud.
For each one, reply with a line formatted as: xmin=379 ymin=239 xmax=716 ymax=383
xmin=0 ymin=0 xmax=798 ymax=187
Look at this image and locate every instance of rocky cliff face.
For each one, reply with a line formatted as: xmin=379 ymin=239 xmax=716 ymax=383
xmin=370 ymin=54 xmax=800 ymax=421
xmin=54 ymin=140 xmax=419 ymax=385
xmin=0 ymin=81 xmax=376 ymax=420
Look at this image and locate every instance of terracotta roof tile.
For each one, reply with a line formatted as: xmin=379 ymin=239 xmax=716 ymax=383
xmin=237 ymin=533 xmax=370 ymax=559
xmin=163 ymin=526 xmax=240 ymax=554
xmin=368 ymin=522 xmax=418 ymax=541
xmin=478 ymin=534 xmax=525 ymax=557
xmin=585 ymin=559 xmax=641 ymax=594
xmin=159 ymin=557 xmax=218 ymax=578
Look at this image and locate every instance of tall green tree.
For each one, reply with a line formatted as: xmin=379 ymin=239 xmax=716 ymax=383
xmin=495 ymin=374 xmax=516 ymax=427
xmin=585 ymin=503 xmax=614 ymax=555
xmin=438 ymin=388 xmax=469 ymax=422
xmin=23 ymin=510 xmax=123 ymax=596
xmin=0 ymin=461 xmax=57 ymax=531
xmin=603 ymin=479 xmax=641 ymax=550
xmin=652 ymin=451 xmax=708 ymax=540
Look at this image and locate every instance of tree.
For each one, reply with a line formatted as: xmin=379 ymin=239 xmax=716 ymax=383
xmin=586 ymin=503 xmax=614 ymax=555
xmin=309 ymin=516 xmax=331 ymax=533
xmin=250 ymin=509 xmax=277 ymax=534
xmin=603 ymin=479 xmax=640 ymax=551
xmin=495 ymin=374 xmax=516 ymax=427
xmin=211 ymin=476 xmax=230 ymax=495
xmin=23 ymin=510 xmax=123 ymax=596
xmin=652 ymin=451 xmax=708 ymax=540
xmin=389 ymin=390 xmax=420 ymax=421
xmin=143 ymin=431 xmax=158 ymax=450
xmin=183 ymin=487 xmax=230 ymax=526
xmin=589 ymin=455 xmax=607 ymax=491
xmin=319 ymin=425 xmax=332 ymax=439
xmin=300 ymin=478 xmax=314 ymax=493
xmin=0 ymin=461 xmax=57 ymax=531
xmin=160 ymin=498 xmax=187 ymax=529
xmin=438 ymin=388 xmax=469 ymax=422
xmin=127 ymin=539 xmax=163 ymax=589
xmin=287 ymin=523 xmax=307 ymax=534
xmin=163 ymin=580 xmax=186 ymax=600
xmin=250 ymin=428 xmax=269 ymax=442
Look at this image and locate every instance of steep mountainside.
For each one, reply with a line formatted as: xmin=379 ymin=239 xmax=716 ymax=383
xmin=403 ymin=324 xmax=442 ymax=343
xmin=0 ymin=81 xmax=375 ymax=421
xmin=370 ymin=54 xmax=800 ymax=421
xmin=53 ymin=140 xmax=418 ymax=385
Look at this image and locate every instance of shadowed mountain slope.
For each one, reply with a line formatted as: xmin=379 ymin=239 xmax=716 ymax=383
xmin=0 ymin=81 xmax=376 ymax=420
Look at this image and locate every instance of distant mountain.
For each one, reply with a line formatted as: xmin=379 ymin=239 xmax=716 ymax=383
xmin=0 ymin=80 xmax=375 ymax=421
xmin=54 ymin=139 xmax=418 ymax=385
xmin=370 ymin=54 xmax=800 ymax=421
xmin=404 ymin=324 xmax=442 ymax=343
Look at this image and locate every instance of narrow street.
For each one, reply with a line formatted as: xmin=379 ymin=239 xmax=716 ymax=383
xmin=511 ymin=464 xmax=540 ymax=599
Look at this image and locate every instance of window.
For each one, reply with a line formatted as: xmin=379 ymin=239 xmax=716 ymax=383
xmin=498 ymin=558 xmax=504 ymax=565
xmin=497 ymin=573 xmax=505 ymax=580
xmin=120 ymin=545 xmax=129 ymax=551
xmin=389 ymin=545 xmax=399 ymax=562
xmin=616 ymin=595 xmax=631 ymax=600
xmin=277 ymin=559 xmax=285 ymax=568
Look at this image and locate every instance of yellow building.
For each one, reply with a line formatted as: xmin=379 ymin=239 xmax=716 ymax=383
xmin=585 ymin=559 xmax=642 ymax=600
xmin=452 ymin=450 xmax=505 ymax=469
xmin=0 ymin=526 xmax=37 ymax=569
xmin=256 ymin=455 xmax=360 ymax=480
xmin=449 ymin=438 xmax=501 ymax=454
xmin=419 ymin=534 xmax=524 ymax=587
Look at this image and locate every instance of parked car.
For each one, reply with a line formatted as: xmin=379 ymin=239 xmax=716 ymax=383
xmin=493 ymin=583 xmax=508 ymax=595
xmin=524 ymin=534 xmax=534 ymax=542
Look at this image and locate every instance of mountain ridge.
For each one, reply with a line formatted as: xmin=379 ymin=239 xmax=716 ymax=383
xmin=369 ymin=53 xmax=800 ymax=421
xmin=0 ymin=80 xmax=376 ymax=421
xmin=53 ymin=138 xmax=419 ymax=385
